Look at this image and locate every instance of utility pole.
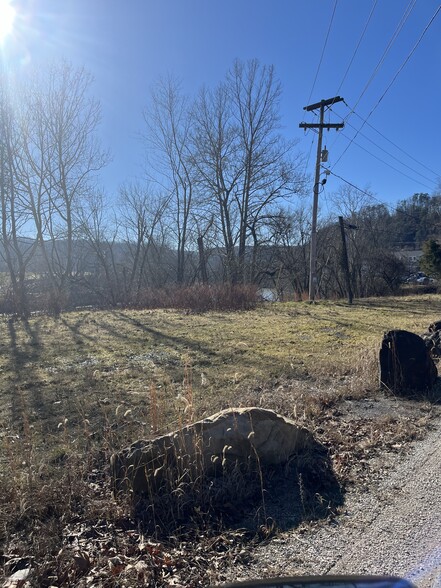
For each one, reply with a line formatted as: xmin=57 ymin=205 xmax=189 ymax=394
xmin=197 ymin=235 xmax=208 ymax=284
xmin=299 ymin=96 xmax=344 ymax=301
xmin=338 ymin=216 xmax=353 ymax=304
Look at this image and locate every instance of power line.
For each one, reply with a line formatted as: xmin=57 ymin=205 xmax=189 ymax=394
xmin=374 ymin=4 xmax=441 ymax=110
xmin=304 ymin=0 xmax=375 ymax=167
xmin=334 ymin=0 xmax=379 ymax=96
xmin=326 ymin=168 xmax=439 ymax=224
xmin=323 ymin=170 xmax=441 ymax=239
xmin=324 ymin=0 xmax=416 ymax=166
xmin=349 ymin=0 xmax=417 ymax=116
xmin=303 ymin=128 xmax=317 ymax=178
xmin=300 ymin=111 xmax=319 ymax=176
xmin=343 ymin=121 xmax=438 ymax=186
xmin=306 ymin=0 xmax=339 ymax=105
xmin=329 ymin=108 xmax=439 ymax=188
xmin=326 ymin=168 xmax=396 ymax=208
xmin=337 ymin=132 xmax=436 ymax=190
xmin=349 ymin=107 xmax=440 ymax=180
xmin=333 ymin=3 xmax=441 ymax=170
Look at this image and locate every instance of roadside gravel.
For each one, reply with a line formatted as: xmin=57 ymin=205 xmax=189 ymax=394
xmin=223 ymin=413 xmax=441 ymax=588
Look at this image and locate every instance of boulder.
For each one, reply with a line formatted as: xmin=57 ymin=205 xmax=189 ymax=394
xmin=379 ymin=329 xmax=438 ymax=394
xmin=111 ymin=407 xmax=316 ymax=496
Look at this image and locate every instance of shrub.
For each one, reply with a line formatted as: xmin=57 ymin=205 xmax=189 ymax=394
xmin=135 ymin=283 xmax=258 ymax=312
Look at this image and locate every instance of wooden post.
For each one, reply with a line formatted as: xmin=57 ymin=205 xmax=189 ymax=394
xmin=338 ymin=216 xmax=353 ymax=304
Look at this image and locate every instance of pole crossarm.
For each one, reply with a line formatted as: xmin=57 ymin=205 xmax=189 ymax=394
xmin=303 ymin=96 xmax=344 ymax=111
xmin=299 ymin=122 xmax=344 ymax=130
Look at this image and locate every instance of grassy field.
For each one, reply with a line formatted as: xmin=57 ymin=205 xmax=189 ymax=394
xmin=1 ymin=295 xmax=440 ymax=585
xmin=2 ymin=295 xmax=440 ymax=430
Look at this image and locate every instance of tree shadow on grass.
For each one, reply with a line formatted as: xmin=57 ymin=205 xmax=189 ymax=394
xmin=109 ymin=310 xmax=298 ymax=380
xmin=6 ymin=317 xmax=46 ymax=430
xmin=111 ymin=311 xmax=216 ymax=356
xmin=59 ymin=314 xmax=98 ymax=348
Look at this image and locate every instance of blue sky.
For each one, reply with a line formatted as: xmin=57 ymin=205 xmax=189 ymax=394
xmin=2 ymin=0 xmax=441 ymax=209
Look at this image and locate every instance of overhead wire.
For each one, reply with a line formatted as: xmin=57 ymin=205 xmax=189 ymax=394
xmin=334 ymin=0 xmax=379 ymax=97
xmin=301 ymin=1 xmax=441 ymax=208
xmin=325 ymin=168 xmax=439 ymax=225
xmin=332 ymin=3 xmax=441 ymax=171
xmin=372 ymin=4 xmax=441 ymax=113
xmin=348 ymin=0 xmax=417 ymax=117
xmin=301 ymin=0 xmax=340 ymax=186
xmin=326 ymin=168 xmax=399 ymax=211
xmin=306 ymin=0 xmax=339 ymax=106
xmin=349 ymin=108 xmax=440 ymax=179
xmin=303 ymin=127 xmax=317 ymax=178
xmin=323 ymin=0 xmax=417 ymax=168
xmin=302 ymin=0 xmax=375 ymax=178
xmin=328 ymin=107 xmax=439 ymax=188
xmin=337 ymin=132 xmax=436 ymax=191
xmin=343 ymin=122 xmax=437 ymax=186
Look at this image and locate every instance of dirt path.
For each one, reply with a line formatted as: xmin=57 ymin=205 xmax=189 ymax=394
xmin=225 ymin=415 xmax=441 ymax=588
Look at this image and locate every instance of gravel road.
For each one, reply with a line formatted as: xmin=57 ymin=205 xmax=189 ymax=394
xmin=225 ymin=415 xmax=441 ymax=588
xmin=327 ymin=416 xmax=441 ymax=587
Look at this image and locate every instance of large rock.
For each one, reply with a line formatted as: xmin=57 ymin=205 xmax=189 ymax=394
xmin=379 ymin=329 xmax=438 ymax=394
xmin=111 ymin=407 xmax=316 ymax=496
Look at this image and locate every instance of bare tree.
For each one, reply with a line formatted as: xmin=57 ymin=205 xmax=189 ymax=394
xmin=16 ymin=63 xmax=107 ymax=313
xmin=118 ymin=182 xmax=169 ymax=302
xmin=192 ymin=60 xmax=305 ymax=283
xmin=77 ymin=191 xmax=123 ymax=306
xmin=229 ymin=60 xmax=305 ymax=282
xmin=192 ymin=82 xmax=242 ymax=282
xmin=144 ymin=78 xmax=195 ymax=285
xmin=267 ymin=206 xmax=311 ymax=298
xmin=0 ymin=76 xmax=37 ymax=316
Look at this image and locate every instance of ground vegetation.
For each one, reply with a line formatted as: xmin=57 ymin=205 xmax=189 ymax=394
xmin=0 ymin=296 xmax=440 ymax=585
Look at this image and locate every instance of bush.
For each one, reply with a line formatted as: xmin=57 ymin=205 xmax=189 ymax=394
xmin=135 ymin=284 xmax=258 ymax=312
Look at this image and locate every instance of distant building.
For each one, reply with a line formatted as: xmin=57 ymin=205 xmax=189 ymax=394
xmin=395 ymin=248 xmax=423 ymax=273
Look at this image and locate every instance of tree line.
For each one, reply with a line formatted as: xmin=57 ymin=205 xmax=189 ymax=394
xmin=0 ymin=60 xmax=439 ymax=316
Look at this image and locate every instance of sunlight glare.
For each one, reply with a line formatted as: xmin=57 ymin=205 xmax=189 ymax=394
xmin=0 ymin=0 xmax=16 ymax=43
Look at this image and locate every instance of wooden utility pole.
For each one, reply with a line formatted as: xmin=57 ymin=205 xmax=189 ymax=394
xmin=197 ymin=235 xmax=208 ymax=284
xmin=299 ymin=96 xmax=344 ymax=301
xmin=338 ymin=216 xmax=353 ymax=304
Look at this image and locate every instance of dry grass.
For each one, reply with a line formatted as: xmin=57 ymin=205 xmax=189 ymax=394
xmin=0 ymin=294 xmax=440 ymax=585
xmin=1 ymin=294 xmax=438 ymax=451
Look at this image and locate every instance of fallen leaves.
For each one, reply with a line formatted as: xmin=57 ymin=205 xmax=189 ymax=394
xmin=1 ymin=518 xmax=254 ymax=587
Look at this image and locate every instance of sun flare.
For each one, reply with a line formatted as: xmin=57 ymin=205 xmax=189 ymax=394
xmin=0 ymin=0 xmax=15 ymax=43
